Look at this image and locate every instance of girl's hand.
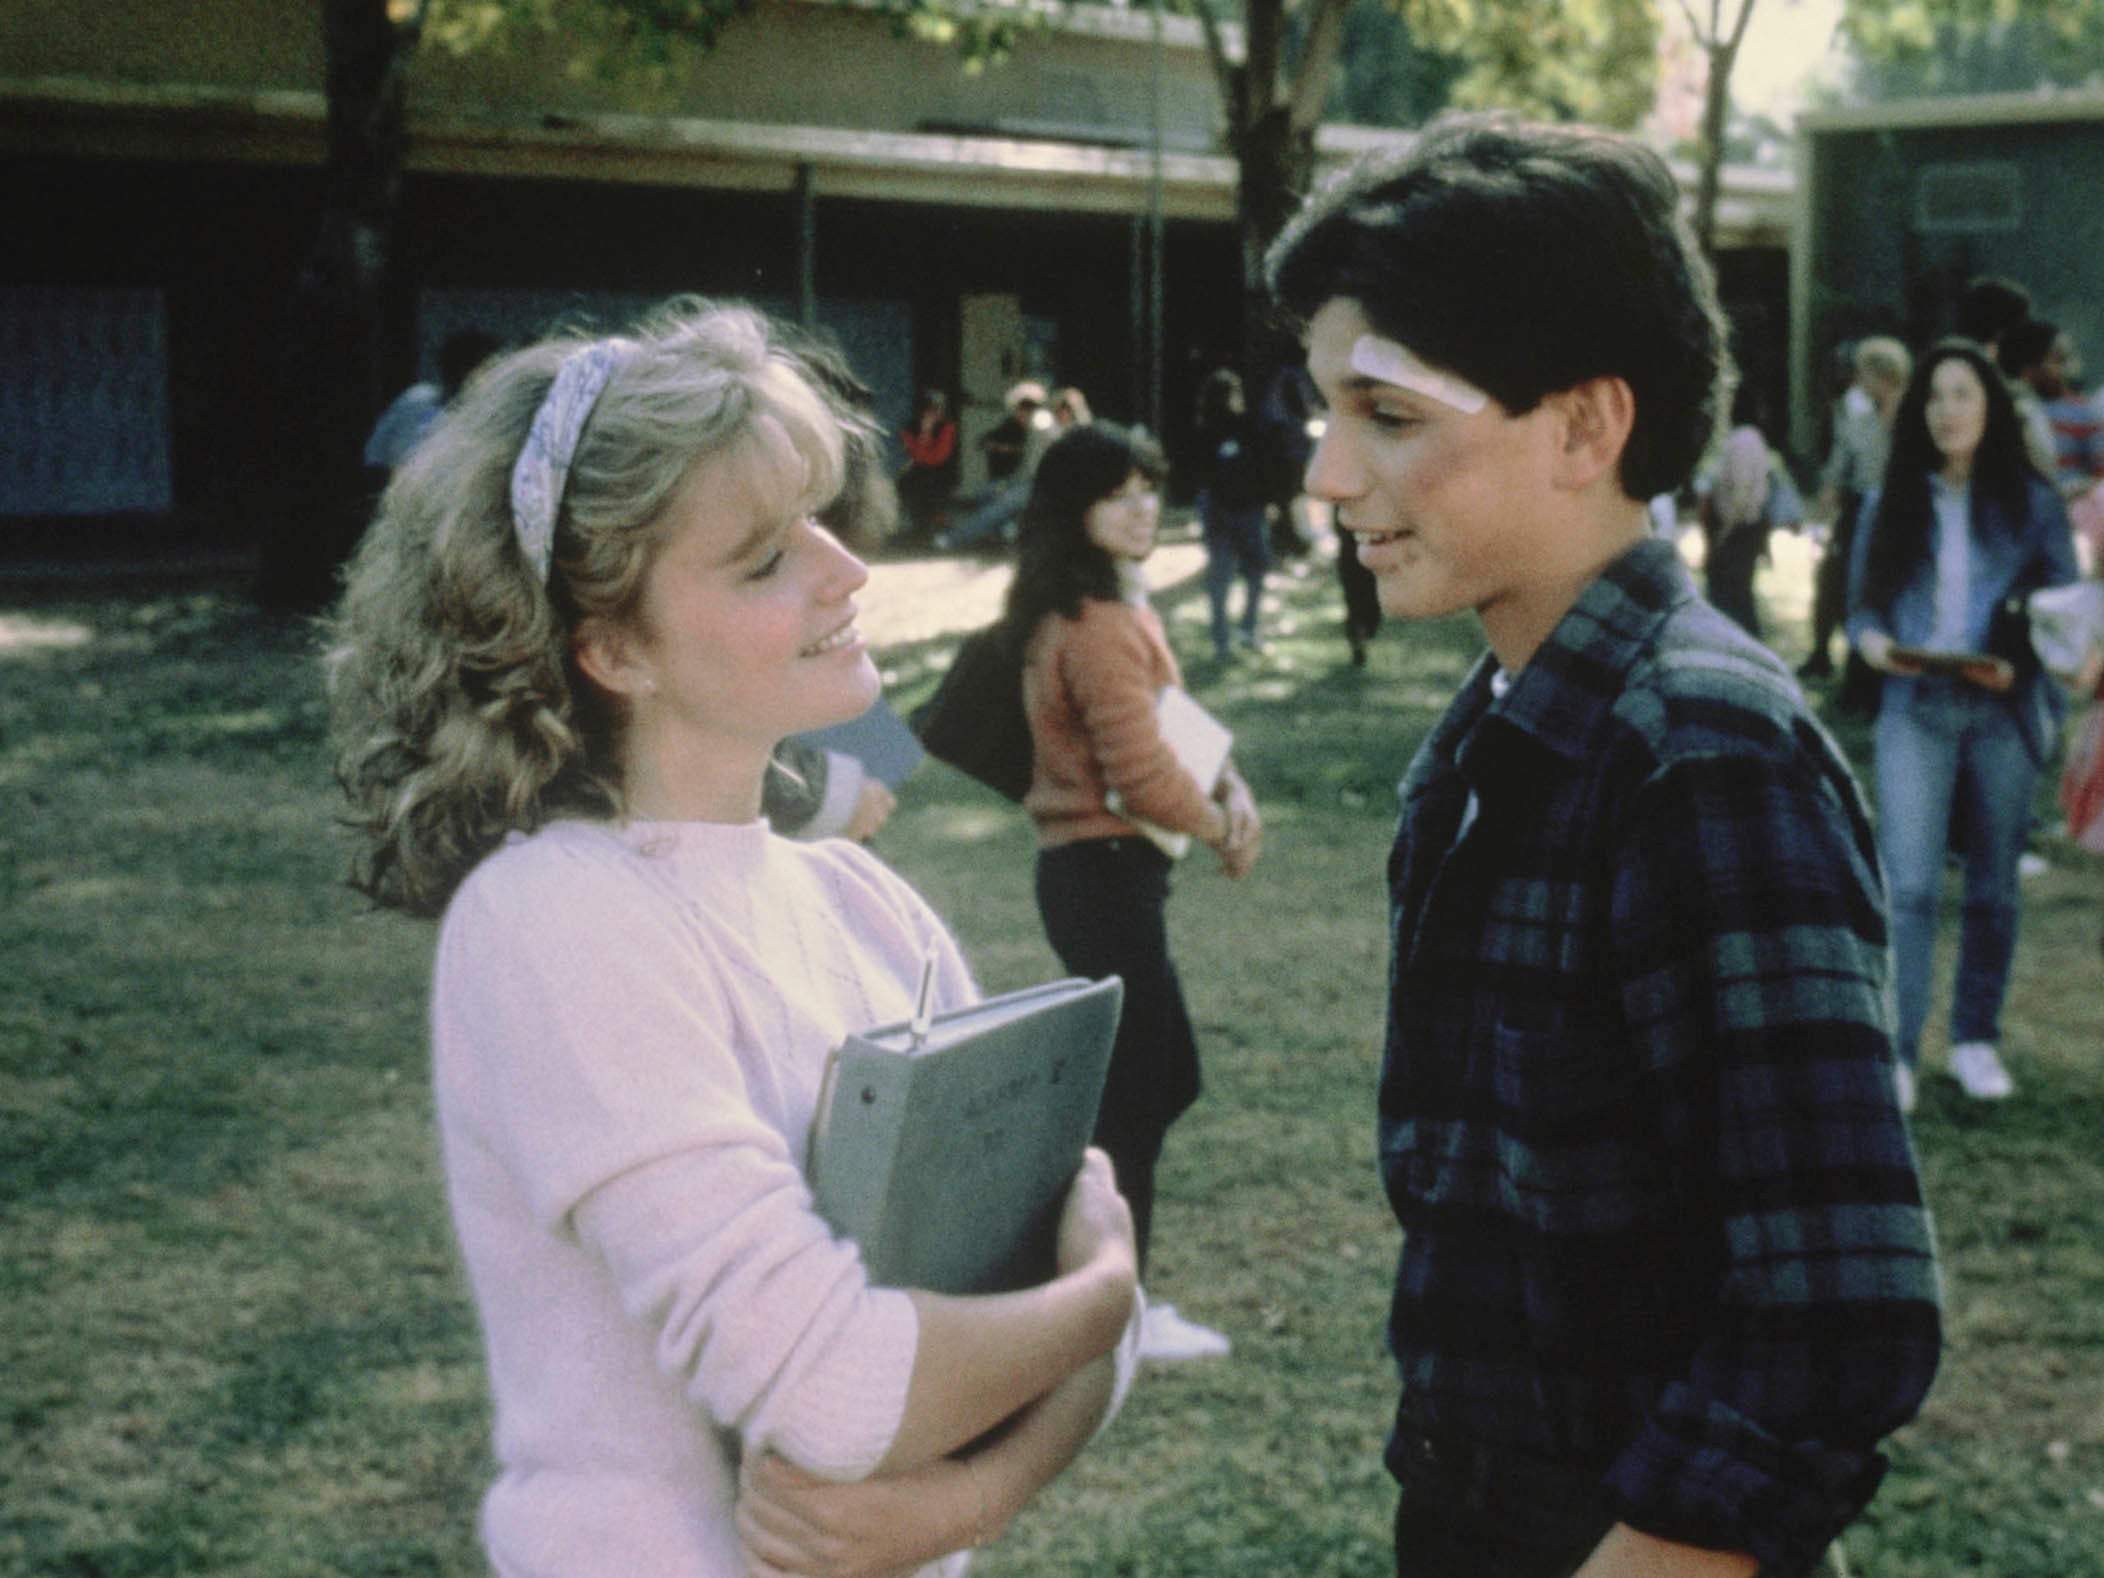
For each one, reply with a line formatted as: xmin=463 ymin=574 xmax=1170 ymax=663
xmin=842 ymin=782 xmax=897 ymax=843
xmin=737 ymin=1451 xmax=979 ymax=1578
xmin=1855 ymin=629 xmax=1909 ymax=674
xmin=1209 ymin=771 xmax=1262 ymax=879
xmin=1054 ymin=1147 xmax=1136 ymax=1281
xmin=2077 ymin=644 xmax=2104 ymax=699
xmin=1956 ymin=655 xmax=2016 ymax=693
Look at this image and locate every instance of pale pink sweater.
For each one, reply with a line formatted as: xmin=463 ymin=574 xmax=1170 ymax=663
xmin=432 ymin=818 xmax=978 ymax=1578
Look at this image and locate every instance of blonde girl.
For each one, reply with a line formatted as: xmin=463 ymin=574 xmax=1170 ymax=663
xmin=328 ymin=300 xmax=1138 ymax=1578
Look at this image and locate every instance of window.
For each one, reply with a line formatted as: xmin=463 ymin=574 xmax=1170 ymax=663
xmin=1913 ymin=162 xmax=2022 ymax=234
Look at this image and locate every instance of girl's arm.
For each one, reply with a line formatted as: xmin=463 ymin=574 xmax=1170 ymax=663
xmin=1068 ymin=606 xmax=1219 ymax=836
xmin=877 ymin=1148 xmax=1135 ymax=1471
xmin=737 ymin=1352 xmax=1126 ymax=1578
xmin=735 ymin=1152 xmax=1139 ymax=1577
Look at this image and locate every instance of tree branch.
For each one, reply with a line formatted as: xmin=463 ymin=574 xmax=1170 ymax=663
xmin=1724 ymin=0 xmax=1758 ymax=56
xmin=1286 ymin=0 xmax=1351 ymax=134
xmin=1187 ymin=0 xmax=1238 ymax=110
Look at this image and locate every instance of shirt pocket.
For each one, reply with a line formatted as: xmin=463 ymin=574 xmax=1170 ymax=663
xmin=1488 ymin=1016 xmax=1658 ymax=1237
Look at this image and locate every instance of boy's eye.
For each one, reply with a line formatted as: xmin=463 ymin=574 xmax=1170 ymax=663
xmin=1367 ymin=403 xmax=1419 ymax=431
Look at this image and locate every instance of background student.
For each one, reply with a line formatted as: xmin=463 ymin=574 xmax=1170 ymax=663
xmin=1004 ymin=420 xmax=1262 ymax=1363
xmin=1847 ymin=337 xmax=2079 ymax=1107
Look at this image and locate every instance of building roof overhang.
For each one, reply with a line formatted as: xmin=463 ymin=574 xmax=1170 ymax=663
xmin=1800 ymin=87 xmax=2104 ymax=135
xmin=2 ymin=74 xmax=1794 ymax=243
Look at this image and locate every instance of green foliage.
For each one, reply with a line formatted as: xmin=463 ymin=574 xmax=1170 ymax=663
xmin=423 ymin=0 xmax=1053 ymax=76
xmin=1322 ymin=2 xmax=1468 ymax=129
xmin=1403 ymin=0 xmax=1659 ymax=128
xmin=1840 ymin=0 xmax=2104 ymax=96
xmin=418 ymin=0 xmax=1659 ymax=131
xmin=425 ymin=0 xmax=759 ymax=72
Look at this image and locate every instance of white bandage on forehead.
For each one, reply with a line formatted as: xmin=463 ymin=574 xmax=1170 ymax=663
xmin=1349 ymin=334 xmax=1488 ymax=415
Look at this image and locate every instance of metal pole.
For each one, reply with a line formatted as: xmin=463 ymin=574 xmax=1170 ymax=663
xmin=1147 ymin=0 xmax=1166 ymax=441
xmin=1130 ymin=214 xmax=1147 ymax=426
xmin=795 ymin=161 xmax=818 ymax=328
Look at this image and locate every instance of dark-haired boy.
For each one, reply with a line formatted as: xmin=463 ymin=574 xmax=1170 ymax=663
xmin=1266 ymin=116 xmax=1940 ymax=1578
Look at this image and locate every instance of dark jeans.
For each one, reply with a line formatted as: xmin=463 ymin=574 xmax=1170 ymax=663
xmin=1805 ymin=496 xmax=1859 ymax=668
xmin=1035 ymin=837 xmax=1200 ymax=1273
xmin=1339 ymin=533 xmax=1382 ymax=658
xmin=1705 ymin=524 xmax=1768 ymax=641
xmin=1391 ymin=1425 xmax=1615 ymax=1578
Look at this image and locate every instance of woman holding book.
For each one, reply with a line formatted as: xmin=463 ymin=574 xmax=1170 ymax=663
xmin=1847 ymin=337 xmax=2078 ymax=1110
xmin=1004 ymin=421 xmax=1262 ymax=1363
xmin=327 ymin=299 xmax=1139 ymax=1578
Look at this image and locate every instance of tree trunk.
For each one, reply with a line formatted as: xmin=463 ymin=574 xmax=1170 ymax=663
xmin=1691 ymin=0 xmax=1759 ymax=261
xmin=1233 ymin=101 xmax=1320 ymax=374
xmin=1693 ymin=36 xmax=1737 ymax=259
xmin=255 ymin=0 xmax=418 ymax=608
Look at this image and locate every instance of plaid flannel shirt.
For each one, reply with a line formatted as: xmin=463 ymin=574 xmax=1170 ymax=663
xmin=1380 ymin=537 xmax=1941 ymax=1574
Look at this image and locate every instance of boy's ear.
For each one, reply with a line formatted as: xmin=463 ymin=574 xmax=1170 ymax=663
xmin=572 ymin=616 xmax=653 ymax=700
xmin=1546 ymin=376 xmax=1636 ymax=493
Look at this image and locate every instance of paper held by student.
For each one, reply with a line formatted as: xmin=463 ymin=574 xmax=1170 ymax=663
xmin=1103 ymin=685 xmax=1234 ymax=860
xmin=1885 ymin=644 xmax=2016 ymax=687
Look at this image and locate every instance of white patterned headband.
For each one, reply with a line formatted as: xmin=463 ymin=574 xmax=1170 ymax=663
xmin=508 ymin=340 xmax=630 ymax=581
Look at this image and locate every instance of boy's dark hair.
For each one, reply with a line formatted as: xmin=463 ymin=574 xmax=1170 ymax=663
xmin=1002 ymin=422 xmax=1166 ymax=634
xmin=1998 ymin=317 xmax=2057 ymax=380
xmin=1955 ymin=276 xmax=2031 ymax=348
xmin=1264 ymin=112 xmax=1730 ymax=502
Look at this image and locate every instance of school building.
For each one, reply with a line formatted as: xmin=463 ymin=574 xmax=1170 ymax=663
xmin=1793 ymin=89 xmax=2104 ymax=459
xmin=1 ymin=0 xmax=1792 ymax=548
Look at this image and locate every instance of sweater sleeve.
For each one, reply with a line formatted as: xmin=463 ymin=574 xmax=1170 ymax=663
xmin=437 ymin=844 xmax=923 ymax=1480
xmin=1065 ymin=602 xmax=1217 ymax=835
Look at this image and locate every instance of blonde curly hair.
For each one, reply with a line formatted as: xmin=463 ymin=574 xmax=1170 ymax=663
xmin=326 ymin=299 xmax=844 ymax=918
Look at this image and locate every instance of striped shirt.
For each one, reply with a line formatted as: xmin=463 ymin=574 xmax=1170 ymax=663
xmin=1380 ymin=537 xmax=1941 ymax=1573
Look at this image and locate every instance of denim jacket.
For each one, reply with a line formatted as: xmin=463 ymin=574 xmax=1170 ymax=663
xmin=1846 ymin=473 xmax=2078 ymax=758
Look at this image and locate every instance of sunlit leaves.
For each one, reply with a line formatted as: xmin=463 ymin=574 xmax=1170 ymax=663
xmin=1404 ymin=0 xmax=1659 ymax=127
xmin=1839 ymin=0 xmax=2104 ymax=69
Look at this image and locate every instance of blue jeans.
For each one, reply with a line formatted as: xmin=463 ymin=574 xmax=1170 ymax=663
xmin=944 ymin=477 xmax=1028 ymax=547
xmin=1874 ymin=679 xmax=2040 ymax=1066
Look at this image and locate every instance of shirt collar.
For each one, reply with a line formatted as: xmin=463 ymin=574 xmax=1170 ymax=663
xmin=1467 ymin=535 xmax=1696 ymax=770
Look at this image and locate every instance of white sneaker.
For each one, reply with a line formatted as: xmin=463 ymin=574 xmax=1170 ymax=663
xmin=1138 ymin=1302 xmax=1231 ymax=1362
xmin=2019 ymin=851 xmax=2050 ymax=879
xmin=1948 ymin=1041 xmax=2015 ymax=1100
xmin=1893 ymin=1063 xmax=1916 ymax=1116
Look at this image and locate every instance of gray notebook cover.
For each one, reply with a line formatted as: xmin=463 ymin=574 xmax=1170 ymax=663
xmin=807 ymin=975 xmax=1123 ymax=1294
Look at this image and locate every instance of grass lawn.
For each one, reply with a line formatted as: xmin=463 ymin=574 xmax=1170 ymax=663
xmin=3 ymin=530 xmax=2100 ymax=1576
